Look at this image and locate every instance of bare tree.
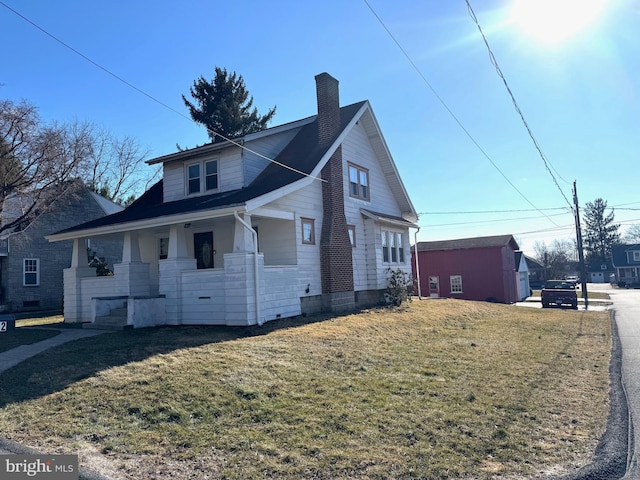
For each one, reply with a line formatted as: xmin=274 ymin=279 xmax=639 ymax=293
xmin=533 ymin=239 xmax=577 ymax=279
xmin=0 ymin=100 xmax=91 ymax=235
xmin=82 ymin=127 xmax=158 ymax=205
xmin=1 ymin=99 xmax=158 ymax=235
xmin=623 ymin=224 xmax=640 ymax=244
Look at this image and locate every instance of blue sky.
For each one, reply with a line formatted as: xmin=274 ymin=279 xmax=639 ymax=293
xmin=2 ymin=0 xmax=639 ymax=255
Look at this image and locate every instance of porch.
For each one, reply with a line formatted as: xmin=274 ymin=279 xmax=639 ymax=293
xmin=62 ymin=212 xmax=303 ymax=327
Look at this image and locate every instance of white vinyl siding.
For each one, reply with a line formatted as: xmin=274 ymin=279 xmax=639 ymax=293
xmin=162 ymin=149 xmax=242 ymax=202
xmin=341 ymin=122 xmax=412 ymax=292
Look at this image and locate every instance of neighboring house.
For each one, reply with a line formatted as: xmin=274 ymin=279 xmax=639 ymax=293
xmin=47 ymin=73 xmax=418 ymax=328
xmin=524 ymin=255 xmax=546 ymax=288
xmin=0 ymin=183 xmax=123 ymax=313
xmin=412 ymin=234 xmax=520 ymax=304
xmin=515 ymin=251 xmax=531 ymax=300
xmin=586 ymin=259 xmax=614 ymax=284
xmin=611 ymin=244 xmax=640 ymax=287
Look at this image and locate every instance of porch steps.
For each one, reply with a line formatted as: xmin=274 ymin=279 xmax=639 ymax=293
xmin=84 ymin=306 xmax=130 ymax=331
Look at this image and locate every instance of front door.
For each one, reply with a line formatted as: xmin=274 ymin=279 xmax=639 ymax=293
xmin=194 ymin=232 xmax=214 ymax=269
xmin=429 ymin=276 xmax=440 ymax=298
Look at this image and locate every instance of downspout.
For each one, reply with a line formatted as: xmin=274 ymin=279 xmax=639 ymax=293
xmin=233 ymin=211 xmax=262 ymax=326
xmin=413 ymin=226 xmax=422 ymax=299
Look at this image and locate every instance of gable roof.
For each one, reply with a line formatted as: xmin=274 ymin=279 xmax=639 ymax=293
xmin=416 ymin=234 xmax=519 ymax=252
xmin=2 ymin=182 xmax=122 ymax=239
xmin=524 ymin=254 xmax=545 ymax=269
xmin=49 ymin=100 xmax=417 ymax=240
xmin=612 ymin=243 xmax=640 ymax=267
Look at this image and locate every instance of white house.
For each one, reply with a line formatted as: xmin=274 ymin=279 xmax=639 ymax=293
xmin=47 ymin=73 xmax=418 ymax=328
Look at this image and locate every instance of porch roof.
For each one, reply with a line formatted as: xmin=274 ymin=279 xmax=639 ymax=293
xmin=361 ymin=209 xmax=418 ymax=228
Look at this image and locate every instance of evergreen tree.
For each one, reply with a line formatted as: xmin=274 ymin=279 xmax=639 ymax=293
xmin=182 ymin=67 xmax=276 ymax=143
xmin=583 ymin=198 xmax=621 ymax=263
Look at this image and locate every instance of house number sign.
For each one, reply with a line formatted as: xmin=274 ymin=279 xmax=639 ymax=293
xmin=0 ymin=321 xmax=7 ymax=332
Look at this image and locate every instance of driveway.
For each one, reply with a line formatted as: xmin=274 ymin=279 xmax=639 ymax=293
xmin=600 ymin=284 xmax=640 ymax=479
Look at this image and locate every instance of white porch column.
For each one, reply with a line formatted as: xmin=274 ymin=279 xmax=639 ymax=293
xmin=113 ymin=231 xmax=150 ymax=297
xmin=224 ymin=252 xmax=264 ymax=326
xmin=233 ymin=213 xmax=254 ymax=253
xmin=159 ymin=224 xmax=196 ymax=325
xmin=63 ymin=238 xmax=95 ymax=323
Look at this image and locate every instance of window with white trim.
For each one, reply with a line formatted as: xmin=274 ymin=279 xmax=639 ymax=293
xmin=23 ymin=258 xmax=40 ymax=286
xmin=348 ymin=163 xmax=369 ymax=201
xmin=205 ymin=160 xmax=218 ymax=191
xmin=450 ymin=275 xmax=463 ymax=293
xmin=187 ymin=163 xmax=200 ymax=195
xmin=633 ymin=251 xmax=640 ymax=262
xmin=186 ymin=159 xmax=219 ymax=195
xmin=381 ymin=230 xmax=405 ymax=264
xmin=301 ymin=218 xmax=315 ymax=245
xmin=347 ymin=225 xmax=356 ymax=247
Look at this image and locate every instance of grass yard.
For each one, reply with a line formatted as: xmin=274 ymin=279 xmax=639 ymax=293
xmin=0 ymin=300 xmax=610 ymax=479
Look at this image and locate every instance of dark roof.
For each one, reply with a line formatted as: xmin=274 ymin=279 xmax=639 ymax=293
xmin=612 ymin=243 xmax=640 ymax=267
xmin=53 ymin=102 xmax=367 ymax=236
xmin=524 ymin=254 xmax=545 ymax=269
xmin=416 ymin=234 xmax=519 ymax=252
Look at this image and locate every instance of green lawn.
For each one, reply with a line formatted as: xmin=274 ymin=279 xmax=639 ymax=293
xmin=0 ymin=300 xmax=611 ymax=479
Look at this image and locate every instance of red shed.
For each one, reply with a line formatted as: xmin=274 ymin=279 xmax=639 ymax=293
xmin=412 ymin=234 xmax=520 ymax=304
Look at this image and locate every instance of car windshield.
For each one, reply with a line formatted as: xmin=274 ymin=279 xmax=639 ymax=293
xmin=545 ymin=281 xmax=573 ymax=289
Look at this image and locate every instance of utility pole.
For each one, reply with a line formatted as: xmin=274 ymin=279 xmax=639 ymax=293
xmin=573 ymin=180 xmax=589 ymax=310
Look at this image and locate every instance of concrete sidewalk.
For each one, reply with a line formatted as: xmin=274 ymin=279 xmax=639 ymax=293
xmin=0 ymin=327 xmax=111 ymax=374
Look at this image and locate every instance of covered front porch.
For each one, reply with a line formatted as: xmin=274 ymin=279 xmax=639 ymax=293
xmin=59 ymin=210 xmax=303 ymax=327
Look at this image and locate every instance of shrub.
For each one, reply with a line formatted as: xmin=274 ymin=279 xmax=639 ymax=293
xmin=385 ymin=268 xmax=414 ymax=306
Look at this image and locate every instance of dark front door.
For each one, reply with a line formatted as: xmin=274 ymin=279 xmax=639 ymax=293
xmin=194 ymin=232 xmax=214 ymax=269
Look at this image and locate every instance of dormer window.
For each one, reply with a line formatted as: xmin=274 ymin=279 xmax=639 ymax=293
xmin=205 ymin=160 xmax=218 ymax=190
xmin=188 ymin=164 xmax=200 ymax=195
xmin=186 ymin=159 xmax=219 ymax=195
xmin=634 ymin=251 xmax=640 ymax=262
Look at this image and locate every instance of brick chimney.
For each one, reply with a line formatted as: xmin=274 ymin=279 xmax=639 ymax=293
xmin=315 ymin=73 xmax=355 ymax=313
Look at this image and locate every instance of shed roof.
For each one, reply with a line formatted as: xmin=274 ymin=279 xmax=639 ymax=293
xmin=416 ymin=234 xmax=519 ymax=252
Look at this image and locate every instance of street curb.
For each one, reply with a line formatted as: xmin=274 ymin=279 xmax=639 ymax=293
xmin=556 ymin=310 xmax=629 ymax=479
xmin=0 ymin=432 xmax=112 ymax=479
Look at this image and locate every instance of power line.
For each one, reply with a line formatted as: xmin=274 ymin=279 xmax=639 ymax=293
xmin=0 ymin=0 xmax=325 ymax=183
xmin=421 ymin=211 xmax=569 ymax=228
xmin=464 ymin=0 xmax=573 ymax=209
xmin=418 ymin=207 xmax=569 ymax=215
xmin=362 ymin=0 xmax=560 ymax=227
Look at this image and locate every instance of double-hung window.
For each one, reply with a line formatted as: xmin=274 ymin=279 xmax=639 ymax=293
xmin=187 ymin=159 xmax=219 ymax=195
xmin=634 ymin=251 xmax=640 ymax=262
xmin=187 ymin=163 xmax=200 ymax=195
xmin=205 ymin=160 xmax=218 ymax=191
xmin=348 ymin=164 xmax=369 ymax=201
xmin=23 ymin=258 xmax=40 ymax=286
xmin=382 ymin=230 xmax=405 ymax=264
